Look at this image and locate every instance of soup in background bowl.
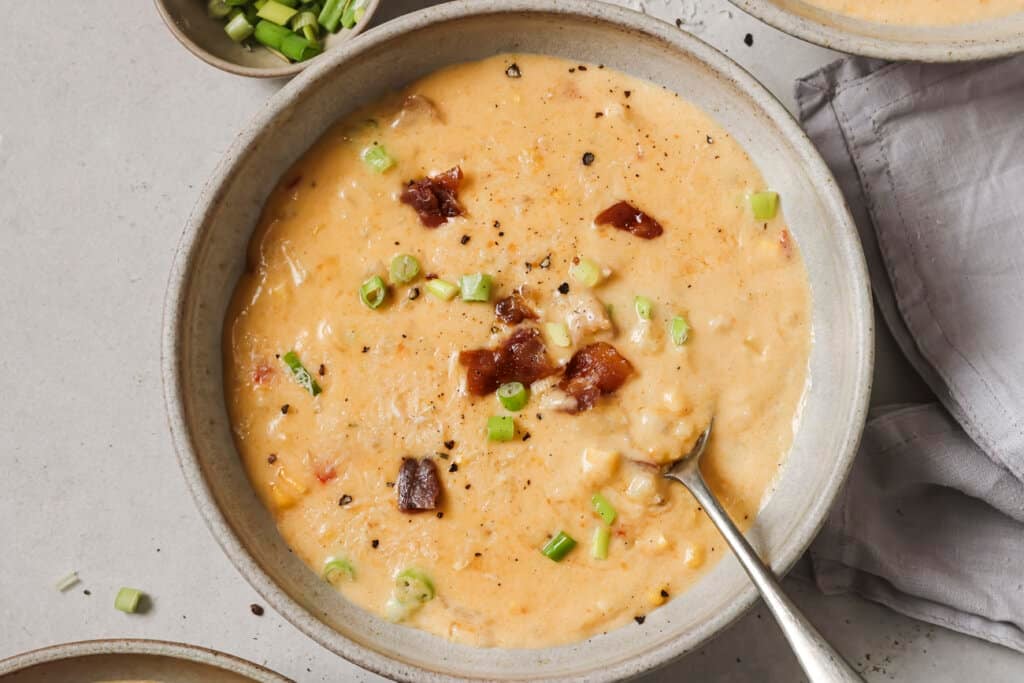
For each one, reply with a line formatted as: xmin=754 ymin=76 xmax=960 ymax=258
xmin=163 ymin=2 xmax=872 ymax=680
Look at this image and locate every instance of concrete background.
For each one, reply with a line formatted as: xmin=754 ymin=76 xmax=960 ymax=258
xmin=1 ymin=0 xmax=1021 ymax=680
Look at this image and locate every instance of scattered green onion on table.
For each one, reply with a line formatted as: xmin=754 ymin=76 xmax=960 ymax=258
xmin=206 ymin=0 xmax=371 ymax=64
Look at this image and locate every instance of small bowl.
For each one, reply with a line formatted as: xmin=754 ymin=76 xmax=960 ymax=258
xmin=154 ymin=0 xmax=381 ymax=78
xmin=162 ymin=1 xmax=873 ymax=680
xmin=0 ymin=639 xmax=289 ymax=682
xmin=729 ymin=0 xmax=1024 ymax=61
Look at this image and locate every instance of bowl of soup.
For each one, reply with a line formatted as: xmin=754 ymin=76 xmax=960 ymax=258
xmin=729 ymin=0 xmax=1024 ymax=61
xmin=162 ymin=1 xmax=873 ymax=680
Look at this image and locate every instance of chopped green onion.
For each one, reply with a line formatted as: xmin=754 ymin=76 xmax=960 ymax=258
xmin=361 ymin=144 xmax=395 ymax=173
xmin=459 ymin=273 xmax=493 ymax=302
xmin=591 ymin=492 xmax=617 ymax=525
xmin=282 ymin=350 xmax=322 ymax=396
xmin=323 ymin=557 xmax=356 ymax=584
xmin=487 ymin=415 xmax=515 ymax=442
xmin=592 ymin=525 xmax=610 ymax=560
xmin=389 ymin=254 xmax=421 ymax=284
xmin=280 ymin=32 xmax=321 ymax=61
xmin=208 ymin=0 xmax=232 ymax=18
xmin=670 ymin=315 xmax=690 ymax=345
xmin=544 ymin=321 xmax=571 ymax=348
xmin=541 ymin=531 xmax=577 ymax=562
xmin=426 ymin=278 xmax=458 ymax=301
xmin=257 ymin=0 xmax=298 ymax=25
xmin=634 ymin=295 xmax=653 ymax=321
xmin=359 ymin=275 xmax=387 ymax=309
xmin=497 ymin=382 xmax=528 ymax=411
xmin=341 ymin=0 xmax=367 ymax=28
xmin=570 ymin=257 xmax=603 ymax=287
xmin=224 ymin=13 xmax=254 ymax=42
xmin=114 ymin=587 xmax=143 ymax=613
xmin=318 ymin=0 xmax=347 ymax=32
xmin=750 ymin=191 xmax=779 ymax=220
xmin=55 ymin=571 xmax=80 ymax=592
xmin=291 ymin=10 xmax=319 ymax=40
xmin=395 ymin=568 xmax=435 ymax=603
xmin=253 ymin=20 xmax=290 ymax=50
xmin=275 ymin=0 xmax=299 ymax=6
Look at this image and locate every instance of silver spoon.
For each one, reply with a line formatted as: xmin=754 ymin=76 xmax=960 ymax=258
xmin=662 ymin=420 xmax=864 ymax=682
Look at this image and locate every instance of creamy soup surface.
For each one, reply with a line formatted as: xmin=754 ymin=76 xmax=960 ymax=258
xmin=225 ymin=54 xmax=811 ymax=648
xmin=798 ymin=0 xmax=1024 ymax=25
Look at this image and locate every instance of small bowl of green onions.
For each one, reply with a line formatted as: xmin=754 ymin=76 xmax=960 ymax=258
xmin=155 ymin=0 xmax=381 ymax=78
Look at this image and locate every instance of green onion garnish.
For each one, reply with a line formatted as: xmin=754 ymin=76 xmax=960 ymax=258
xmin=592 ymin=525 xmax=610 ymax=560
xmin=280 ymin=32 xmax=321 ymax=61
xmin=487 ymin=415 xmax=515 ymax=442
xmin=497 ymin=382 xmax=528 ymax=411
xmin=543 ymin=321 xmax=571 ymax=348
xmin=634 ymin=295 xmax=653 ymax=321
xmin=282 ymin=350 xmax=322 ymax=396
xmin=253 ymin=19 xmax=290 ymax=50
xmin=459 ymin=273 xmax=493 ymax=303
xmin=114 ymin=587 xmax=143 ymax=613
xmin=591 ymin=492 xmax=617 ymax=525
xmin=670 ymin=315 xmax=690 ymax=345
xmin=426 ymin=278 xmax=458 ymax=301
xmin=389 ymin=254 xmax=421 ymax=284
xmin=257 ymin=0 xmax=298 ymax=25
xmin=341 ymin=0 xmax=368 ymax=28
xmin=323 ymin=557 xmax=356 ymax=584
xmin=208 ymin=0 xmax=232 ymax=18
xmin=359 ymin=275 xmax=388 ymax=309
xmin=541 ymin=531 xmax=577 ymax=562
xmin=318 ymin=0 xmax=347 ymax=32
xmin=570 ymin=257 xmax=603 ymax=287
xmin=750 ymin=191 xmax=779 ymax=220
xmin=395 ymin=568 xmax=435 ymax=603
xmin=361 ymin=144 xmax=395 ymax=173
xmin=224 ymin=12 xmax=255 ymax=42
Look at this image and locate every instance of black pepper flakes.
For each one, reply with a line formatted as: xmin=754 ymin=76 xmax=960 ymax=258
xmin=371 ymin=539 xmax=380 ymax=548
xmin=318 ymin=364 xmax=326 ymax=376
xmin=624 ymin=89 xmax=631 ymax=98
xmin=448 ymin=462 xmax=459 ymax=473
xmin=595 ymin=111 xmax=604 ymax=118
xmin=408 ymin=287 xmax=420 ymax=300
xmin=539 ymin=255 xmax=551 ymax=269
xmin=280 ymin=404 xmax=290 ymax=415
xmin=339 ymin=494 xmax=353 ymax=506
xmin=460 ymin=234 xmax=471 ymax=245
xmin=250 ymin=603 xmax=265 ymax=616
xmin=436 ymin=511 xmax=444 ymax=518
xmin=444 ymin=439 xmax=455 ymax=450
xmin=505 ymin=63 xmax=522 ymax=78
xmin=635 ymin=615 xmax=646 ymax=625
xmin=267 ymin=454 xmax=277 ymax=464
xmin=557 ymin=282 xmax=570 ymax=295
xmin=706 ymin=135 xmax=714 ymax=145
xmin=660 ymin=589 xmax=669 ymax=598
xmin=582 ymin=152 xmax=595 ymax=166
xmin=744 ymin=33 xmax=754 ymax=46
xmin=578 ymin=65 xmax=587 ymax=71
xmin=493 ymin=220 xmax=501 ymax=228
xmin=522 ymin=432 xmax=531 ymax=442
xmin=362 ymin=346 xmax=370 ymax=353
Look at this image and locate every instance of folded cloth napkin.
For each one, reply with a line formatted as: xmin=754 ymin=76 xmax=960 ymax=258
xmin=794 ymin=56 xmax=1024 ymax=652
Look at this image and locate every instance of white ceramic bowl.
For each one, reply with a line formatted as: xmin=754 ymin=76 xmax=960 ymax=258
xmin=162 ymin=2 xmax=873 ymax=680
xmin=729 ymin=0 xmax=1024 ymax=61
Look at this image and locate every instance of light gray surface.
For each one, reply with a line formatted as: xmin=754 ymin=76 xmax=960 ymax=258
xmin=0 ymin=1 xmax=1021 ymax=681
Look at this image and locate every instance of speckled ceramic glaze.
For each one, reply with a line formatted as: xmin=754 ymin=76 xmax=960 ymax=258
xmin=0 ymin=639 xmax=291 ymax=682
xmin=154 ymin=0 xmax=381 ymax=78
xmin=729 ymin=0 xmax=1024 ymax=61
xmin=161 ymin=2 xmax=873 ymax=680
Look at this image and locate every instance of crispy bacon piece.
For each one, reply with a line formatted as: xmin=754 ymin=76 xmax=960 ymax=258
xmin=495 ymin=293 xmax=537 ymax=325
xmin=558 ymin=342 xmax=634 ymax=412
xmin=400 ymin=166 xmax=464 ymax=227
xmin=459 ymin=327 xmax=556 ymax=396
xmin=397 ymin=457 xmax=441 ymax=512
xmin=595 ymin=201 xmax=663 ymax=239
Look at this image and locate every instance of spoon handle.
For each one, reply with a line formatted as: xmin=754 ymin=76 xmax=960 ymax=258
xmin=677 ymin=469 xmax=864 ymax=683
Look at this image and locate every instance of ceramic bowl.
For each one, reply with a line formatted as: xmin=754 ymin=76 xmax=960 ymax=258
xmin=0 ymin=639 xmax=290 ymax=682
xmin=154 ymin=0 xmax=381 ymax=78
xmin=729 ymin=0 xmax=1024 ymax=61
xmin=161 ymin=1 xmax=873 ymax=680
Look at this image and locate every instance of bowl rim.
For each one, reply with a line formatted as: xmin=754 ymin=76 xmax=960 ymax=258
xmin=152 ymin=0 xmax=382 ymax=78
xmin=161 ymin=1 xmax=873 ymax=680
xmin=728 ymin=0 xmax=1024 ymax=62
xmin=0 ymin=638 xmax=291 ymax=681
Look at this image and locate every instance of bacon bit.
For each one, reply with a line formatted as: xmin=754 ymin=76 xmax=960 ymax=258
xmin=595 ymin=201 xmax=664 ymax=239
xmin=495 ymin=293 xmax=537 ymax=325
xmin=314 ymin=463 xmax=337 ymax=484
xmin=397 ymin=457 xmax=442 ymax=512
xmin=779 ymin=229 xmax=793 ymax=258
xmin=400 ymin=166 xmax=464 ymax=227
xmin=252 ymin=363 xmax=274 ymax=385
xmin=459 ymin=327 xmax=556 ymax=396
xmin=558 ymin=342 xmax=634 ymax=412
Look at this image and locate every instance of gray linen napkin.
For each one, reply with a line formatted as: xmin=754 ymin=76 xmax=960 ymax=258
xmin=794 ymin=56 xmax=1024 ymax=651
